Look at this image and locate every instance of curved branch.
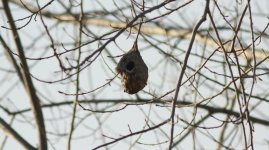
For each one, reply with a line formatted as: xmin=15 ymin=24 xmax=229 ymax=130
xmin=168 ymin=1 xmax=210 ymax=148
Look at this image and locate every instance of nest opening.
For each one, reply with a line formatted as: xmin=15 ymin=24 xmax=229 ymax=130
xmin=126 ymin=61 xmax=135 ymax=71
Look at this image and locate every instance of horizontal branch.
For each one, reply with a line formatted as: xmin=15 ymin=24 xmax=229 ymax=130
xmin=10 ymin=0 xmax=269 ymax=61
xmin=1 ymin=99 xmax=269 ymax=126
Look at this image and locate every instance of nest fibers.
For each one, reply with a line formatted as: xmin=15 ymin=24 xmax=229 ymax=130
xmin=116 ymin=43 xmax=148 ymax=94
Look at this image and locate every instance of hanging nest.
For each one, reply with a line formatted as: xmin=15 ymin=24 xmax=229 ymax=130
xmin=116 ymin=43 xmax=148 ymax=94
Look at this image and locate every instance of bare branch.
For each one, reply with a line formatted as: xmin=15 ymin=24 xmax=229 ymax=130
xmin=0 ymin=117 xmax=37 ymax=150
xmin=2 ymin=0 xmax=47 ymax=149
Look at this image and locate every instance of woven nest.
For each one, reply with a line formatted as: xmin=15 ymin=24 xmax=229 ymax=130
xmin=116 ymin=44 xmax=148 ymax=94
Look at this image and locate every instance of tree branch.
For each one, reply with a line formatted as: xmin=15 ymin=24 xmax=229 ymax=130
xmin=0 ymin=117 xmax=37 ymax=150
xmin=10 ymin=0 xmax=269 ymax=61
xmin=168 ymin=0 xmax=210 ymax=149
xmin=2 ymin=0 xmax=47 ymax=149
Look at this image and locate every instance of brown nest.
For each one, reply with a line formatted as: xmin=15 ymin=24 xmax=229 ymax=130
xmin=116 ymin=44 xmax=148 ymax=94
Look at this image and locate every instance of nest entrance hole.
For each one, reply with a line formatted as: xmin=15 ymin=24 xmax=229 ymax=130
xmin=126 ymin=61 xmax=135 ymax=71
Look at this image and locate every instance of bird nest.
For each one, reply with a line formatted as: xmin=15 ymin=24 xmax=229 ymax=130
xmin=116 ymin=44 xmax=148 ymax=94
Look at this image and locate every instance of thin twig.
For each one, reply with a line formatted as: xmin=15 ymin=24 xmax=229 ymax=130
xmin=168 ymin=0 xmax=210 ymax=149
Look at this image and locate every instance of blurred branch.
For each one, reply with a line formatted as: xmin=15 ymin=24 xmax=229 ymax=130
xmin=10 ymin=0 xmax=269 ymax=61
xmin=2 ymin=0 xmax=47 ymax=149
xmin=0 ymin=116 xmax=14 ymax=150
xmin=0 ymin=117 xmax=37 ymax=150
xmin=93 ymin=119 xmax=170 ymax=150
xmin=1 ymin=99 xmax=269 ymax=126
xmin=0 ymin=36 xmax=24 ymax=86
xmin=172 ymin=114 xmax=211 ymax=148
